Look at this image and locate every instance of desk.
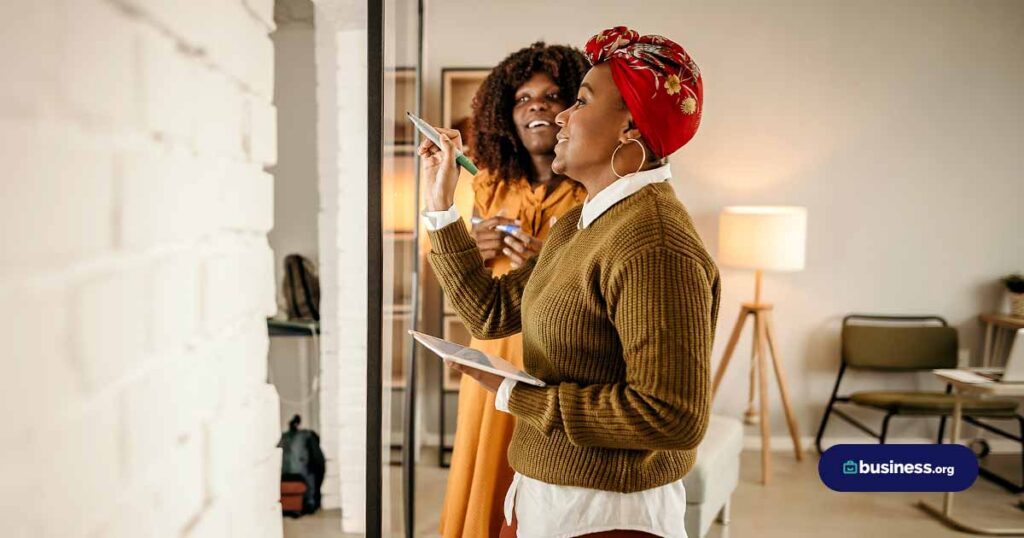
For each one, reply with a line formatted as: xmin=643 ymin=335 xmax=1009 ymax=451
xmin=917 ymin=370 xmax=1024 ymax=535
xmin=980 ymin=314 xmax=1024 ymax=367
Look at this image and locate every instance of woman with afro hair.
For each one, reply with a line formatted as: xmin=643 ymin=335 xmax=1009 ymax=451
xmin=437 ymin=42 xmax=589 ymax=538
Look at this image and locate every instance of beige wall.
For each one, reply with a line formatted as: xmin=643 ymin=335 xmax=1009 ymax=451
xmin=270 ymin=19 xmax=320 ymax=282
xmin=422 ymin=0 xmax=1024 ymax=444
xmin=269 ymin=4 xmax=320 ymax=432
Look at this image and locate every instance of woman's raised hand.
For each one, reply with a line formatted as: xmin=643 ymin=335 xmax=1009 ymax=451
xmin=418 ymin=126 xmax=465 ymax=211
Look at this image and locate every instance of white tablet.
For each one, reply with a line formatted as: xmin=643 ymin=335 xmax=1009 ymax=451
xmin=409 ymin=330 xmax=546 ymax=387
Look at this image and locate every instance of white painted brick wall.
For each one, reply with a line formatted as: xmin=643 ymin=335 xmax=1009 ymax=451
xmin=0 ymin=0 xmax=61 ymax=119
xmin=0 ymin=121 xmax=116 ymax=267
xmin=315 ymin=0 xmax=370 ymax=527
xmin=246 ymin=96 xmax=279 ymax=167
xmin=138 ymin=25 xmax=197 ymax=144
xmin=0 ymin=0 xmax=282 ymax=536
xmin=243 ymin=0 xmax=276 ymax=31
xmin=63 ymin=0 xmax=140 ymax=128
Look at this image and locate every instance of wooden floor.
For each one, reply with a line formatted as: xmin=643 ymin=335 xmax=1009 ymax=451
xmin=285 ymin=449 xmax=1024 ymax=538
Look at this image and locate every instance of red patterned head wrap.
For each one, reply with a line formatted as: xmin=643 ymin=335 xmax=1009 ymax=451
xmin=584 ymin=27 xmax=703 ymax=158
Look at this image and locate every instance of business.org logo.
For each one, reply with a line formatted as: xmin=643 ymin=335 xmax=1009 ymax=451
xmin=820 ymin=445 xmax=977 ymax=492
xmin=840 ymin=458 xmax=954 ymax=477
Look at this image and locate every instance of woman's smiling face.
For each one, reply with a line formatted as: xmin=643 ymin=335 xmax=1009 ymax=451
xmin=512 ymin=72 xmax=569 ymax=156
xmin=551 ymin=63 xmax=632 ymax=180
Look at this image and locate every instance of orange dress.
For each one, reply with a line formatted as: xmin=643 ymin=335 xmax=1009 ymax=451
xmin=438 ymin=171 xmax=587 ymax=538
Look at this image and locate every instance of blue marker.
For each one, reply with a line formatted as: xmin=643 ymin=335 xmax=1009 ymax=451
xmin=471 ymin=216 xmax=520 ymax=235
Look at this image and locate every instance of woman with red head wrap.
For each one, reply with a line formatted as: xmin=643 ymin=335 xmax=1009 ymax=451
xmin=551 ymin=26 xmax=703 ymax=186
xmin=420 ymin=27 xmax=718 ymax=537
xmin=582 ymin=26 xmax=702 ymax=159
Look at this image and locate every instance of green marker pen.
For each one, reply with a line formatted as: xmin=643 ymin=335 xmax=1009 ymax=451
xmin=406 ymin=111 xmax=479 ymax=176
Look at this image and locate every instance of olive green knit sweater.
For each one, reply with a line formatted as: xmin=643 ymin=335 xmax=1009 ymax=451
xmin=428 ymin=181 xmax=720 ymax=493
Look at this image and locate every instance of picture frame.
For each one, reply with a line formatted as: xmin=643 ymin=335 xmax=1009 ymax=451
xmin=440 ymin=67 xmax=491 ymax=151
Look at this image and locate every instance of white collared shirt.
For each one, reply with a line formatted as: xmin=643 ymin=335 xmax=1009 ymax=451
xmin=578 ymin=163 xmax=672 ymax=229
xmin=421 ymin=203 xmax=462 ymax=231
xmin=423 ymin=165 xmax=687 ymax=537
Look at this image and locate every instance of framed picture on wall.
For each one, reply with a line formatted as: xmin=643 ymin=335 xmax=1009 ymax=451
xmin=441 ymin=68 xmax=491 ymax=151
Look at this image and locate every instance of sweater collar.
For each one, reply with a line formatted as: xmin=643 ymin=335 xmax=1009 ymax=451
xmin=578 ymin=164 xmax=672 ymax=229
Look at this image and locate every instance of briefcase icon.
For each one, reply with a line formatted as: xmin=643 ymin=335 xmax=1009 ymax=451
xmin=842 ymin=460 xmax=858 ymax=475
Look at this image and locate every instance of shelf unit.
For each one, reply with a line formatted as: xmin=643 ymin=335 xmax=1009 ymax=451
xmin=384 ymin=229 xmax=417 ymax=465
xmin=383 ymin=66 xmax=418 ymax=469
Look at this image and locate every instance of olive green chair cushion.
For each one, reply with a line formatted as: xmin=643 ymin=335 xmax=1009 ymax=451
xmin=850 ymin=390 xmax=1020 ymax=416
xmin=842 ymin=325 xmax=958 ymax=370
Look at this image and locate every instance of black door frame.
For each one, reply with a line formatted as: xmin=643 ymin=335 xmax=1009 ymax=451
xmin=368 ymin=0 xmax=425 ymax=534
xmin=366 ymin=0 xmax=384 ymax=535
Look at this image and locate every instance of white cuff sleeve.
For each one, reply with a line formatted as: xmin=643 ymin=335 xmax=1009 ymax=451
xmin=421 ymin=204 xmax=461 ymax=231
xmin=495 ymin=378 xmax=517 ymax=413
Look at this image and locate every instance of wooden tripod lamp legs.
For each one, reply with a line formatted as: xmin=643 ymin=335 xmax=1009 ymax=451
xmin=754 ymin=311 xmax=773 ymax=483
xmin=710 ymin=303 xmax=803 ymax=485
xmin=764 ymin=313 xmax=804 ymax=462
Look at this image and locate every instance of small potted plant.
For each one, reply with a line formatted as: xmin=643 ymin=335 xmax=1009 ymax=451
xmin=1004 ymin=273 xmax=1024 ymax=318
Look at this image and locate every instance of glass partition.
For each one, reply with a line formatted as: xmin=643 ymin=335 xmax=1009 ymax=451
xmin=374 ymin=0 xmax=421 ymax=534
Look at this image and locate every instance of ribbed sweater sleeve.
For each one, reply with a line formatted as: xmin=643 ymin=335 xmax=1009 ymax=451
xmin=508 ymin=247 xmax=712 ymax=451
xmin=427 ymin=219 xmax=536 ymax=340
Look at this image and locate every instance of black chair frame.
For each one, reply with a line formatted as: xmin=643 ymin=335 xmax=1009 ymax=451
xmin=814 ymin=314 xmax=1024 ymax=493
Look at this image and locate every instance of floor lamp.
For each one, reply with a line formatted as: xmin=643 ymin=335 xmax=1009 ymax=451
xmin=712 ymin=206 xmax=807 ymax=485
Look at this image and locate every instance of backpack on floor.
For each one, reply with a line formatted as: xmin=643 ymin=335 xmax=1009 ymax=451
xmin=278 ymin=415 xmax=326 ymax=516
xmin=280 ymin=254 xmax=320 ymax=321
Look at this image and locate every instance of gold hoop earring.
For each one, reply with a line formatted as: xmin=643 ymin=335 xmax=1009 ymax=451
xmin=611 ymin=138 xmax=646 ymax=179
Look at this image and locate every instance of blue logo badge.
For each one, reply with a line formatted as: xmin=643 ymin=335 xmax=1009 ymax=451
xmin=819 ymin=444 xmax=978 ymax=492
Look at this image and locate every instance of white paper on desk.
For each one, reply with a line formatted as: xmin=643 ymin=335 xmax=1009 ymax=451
xmin=934 ymin=369 xmax=990 ymax=384
xmin=409 ymin=330 xmax=546 ymax=387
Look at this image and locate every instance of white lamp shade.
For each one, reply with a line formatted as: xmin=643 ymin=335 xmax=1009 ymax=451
xmin=718 ymin=206 xmax=807 ymax=271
